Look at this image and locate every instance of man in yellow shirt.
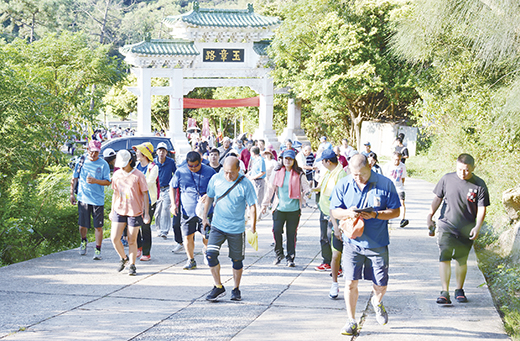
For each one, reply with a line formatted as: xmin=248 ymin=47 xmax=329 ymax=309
xmin=314 ymin=148 xmax=348 ymax=294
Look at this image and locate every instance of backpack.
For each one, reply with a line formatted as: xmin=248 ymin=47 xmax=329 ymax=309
xmin=74 ymin=155 xmax=86 ymax=195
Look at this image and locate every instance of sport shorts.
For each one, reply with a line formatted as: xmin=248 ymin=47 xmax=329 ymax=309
xmin=438 ymin=232 xmax=473 ymax=264
xmin=111 ymin=212 xmax=144 ymax=227
xmin=342 ymin=242 xmax=389 ymax=286
xmin=78 ymin=201 xmax=104 ymax=228
xmin=207 ymin=227 xmax=245 ymax=261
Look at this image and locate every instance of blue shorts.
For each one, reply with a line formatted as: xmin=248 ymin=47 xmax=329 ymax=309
xmin=342 ymin=242 xmax=389 ymax=286
xmin=112 ymin=212 xmax=143 ymax=227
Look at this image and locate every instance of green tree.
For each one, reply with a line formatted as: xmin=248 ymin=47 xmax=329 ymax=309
xmin=268 ymin=0 xmax=418 ymax=148
xmin=0 ymin=31 xmax=124 ymax=177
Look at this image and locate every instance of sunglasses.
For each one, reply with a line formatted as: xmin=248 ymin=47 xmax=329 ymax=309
xmin=187 ymin=163 xmax=201 ymax=168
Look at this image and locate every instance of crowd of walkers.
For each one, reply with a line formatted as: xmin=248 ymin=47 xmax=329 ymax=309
xmin=70 ymin=132 xmax=488 ymax=336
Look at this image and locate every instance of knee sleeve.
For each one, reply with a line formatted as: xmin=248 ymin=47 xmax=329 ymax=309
xmin=206 ymin=250 xmax=219 ymax=267
xmin=232 ymin=259 xmax=243 ymax=270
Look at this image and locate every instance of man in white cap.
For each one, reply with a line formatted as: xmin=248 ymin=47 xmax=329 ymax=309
xmin=153 ymin=142 xmax=178 ymax=241
xmin=70 ymin=140 xmax=111 ymax=260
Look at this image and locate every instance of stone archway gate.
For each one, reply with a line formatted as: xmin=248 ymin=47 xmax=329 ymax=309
xmin=121 ymin=3 xmax=281 ymax=155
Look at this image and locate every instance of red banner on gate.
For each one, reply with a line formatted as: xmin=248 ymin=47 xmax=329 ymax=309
xmin=183 ymin=97 xmax=260 ymax=108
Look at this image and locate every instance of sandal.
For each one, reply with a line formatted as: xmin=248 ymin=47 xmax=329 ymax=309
xmin=436 ymin=291 xmax=452 ymax=304
xmin=455 ymin=288 xmax=468 ymax=303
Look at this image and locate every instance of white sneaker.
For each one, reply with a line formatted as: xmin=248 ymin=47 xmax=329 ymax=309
xmin=329 ymin=282 xmax=339 ymax=299
xmin=171 ymin=243 xmax=184 ymax=253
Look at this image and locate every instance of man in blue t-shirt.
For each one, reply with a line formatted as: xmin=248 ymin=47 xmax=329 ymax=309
xmin=70 ymin=140 xmax=111 ymax=260
xmin=202 ymin=157 xmax=257 ymax=302
xmin=329 ymin=154 xmax=400 ymax=336
xmin=170 ymin=151 xmax=216 ymax=270
xmin=154 ymin=142 xmax=177 ymax=240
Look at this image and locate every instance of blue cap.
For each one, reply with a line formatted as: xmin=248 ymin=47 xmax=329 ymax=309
xmin=282 ymin=149 xmax=296 ymax=159
xmin=316 ymin=148 xmax=336 ymax=162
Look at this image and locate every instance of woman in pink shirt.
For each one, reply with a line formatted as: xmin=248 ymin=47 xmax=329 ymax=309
xmin=110 ymin=150 xmax=150 ymax=276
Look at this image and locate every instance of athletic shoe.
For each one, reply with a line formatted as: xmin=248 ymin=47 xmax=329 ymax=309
xmin=436 ymin=290 xmax=452 ymax=304
xmin=206 ymin=286 xmax=226 ymax=301
xmin=137 ymin=248 xmax=142 ymax=258
xmin=287 ymin=259 xmax=295 ymax=267
xmin=372 ymin=299 xmax=388 ymax=325
xmin=400 ymin=219 xmax=409 ymax=228
xmin=118 ymin=256 xmax=129 ymax=272
xmin=330 ymin=268 xmax=344 ymax=278
xmin=183 ymin=259 xmax=197 ymax=270
xmin=128 ymin=264 xmax=137 ymax=276
xmin=79 ymin=240 xmax=87 ymax=255
xmin=140 ymin=255 xmax=151 ymax=261
xmin=273 ymin=256 xmax=284 ymax=265
xmin=93 ymin=249 xmax=102 ymax=260
xmin=121 ymin=237 xmax=128 ymax=247
xmin=202 ymin=247 xmax=209 ymax=266
xmin=231 ymin=288 xmax=242 ymax=301
xmin=455 ymin=288 xmax=468 ymax=303
xmin=315 ymin=263 xmax=331 ymax=271
xmin=329 ymin=282 xmax=339 ymax=299
xmin=171 ymin=243 xmax=184 ymax=253
xmin=340 ymin=321 xmax=358 ymax=336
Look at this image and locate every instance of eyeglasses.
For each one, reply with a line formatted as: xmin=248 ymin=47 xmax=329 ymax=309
xmin=187 ymin=163 xmax=200 ymax=168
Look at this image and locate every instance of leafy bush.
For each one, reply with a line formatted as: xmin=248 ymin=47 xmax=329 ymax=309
xmin=0 ymin=166 xmax=80 ymax=266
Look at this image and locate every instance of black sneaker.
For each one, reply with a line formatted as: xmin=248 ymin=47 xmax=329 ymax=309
xmin=231 ymin=288 xmax=242 ymax=301
xmin=287 ymin=259 xmax=295 ymax=267
xmin=273 ymin=256 xmax=284 ymax=265
xmin=400 ymin=219 xmax=409 ymax=228
xmin=206 ymin=286 xmax=226 ymax=301
xmin=455 ymin=289 xmax=468 ymax=303
xmin=118 ymin=256 xmax=129 ymax=272
xmin=436 ymin=290 xmax=451 ymax=304
xmin=128 ymin=264 xmax=137 ymax=276
xmin=183 ymin=259 xmax=197 ymax=270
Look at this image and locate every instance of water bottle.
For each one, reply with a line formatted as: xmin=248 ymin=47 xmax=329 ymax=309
xmin=429 ymin=221 xmax=436 ymax=237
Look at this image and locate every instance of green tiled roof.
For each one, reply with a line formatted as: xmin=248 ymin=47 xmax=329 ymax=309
xmin=253 ymin=40 xmax=271 ymax=56
xmin=121 ymin=39 xmax=199 ymax=56
xmin=164 ymin=4 xmax=281 ymax=28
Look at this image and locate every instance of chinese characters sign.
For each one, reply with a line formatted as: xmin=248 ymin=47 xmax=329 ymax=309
xmin=203 ymin=48 xmax=244 ymax=62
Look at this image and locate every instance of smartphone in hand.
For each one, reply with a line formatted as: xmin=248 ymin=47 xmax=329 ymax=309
xmin=353 ymin=207 xmax=375 ymax=213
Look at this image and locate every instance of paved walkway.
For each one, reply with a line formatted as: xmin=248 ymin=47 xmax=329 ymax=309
xmin=0 ymin=178 xmax=509 ymax=340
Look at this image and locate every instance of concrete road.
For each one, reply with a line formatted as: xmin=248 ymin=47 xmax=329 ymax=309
xmin=0 ymin=178 xmax=509 ymax=340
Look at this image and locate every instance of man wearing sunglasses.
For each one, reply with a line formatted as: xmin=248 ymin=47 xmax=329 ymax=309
xmin=170 ymin=151 xmax=216 ymax=270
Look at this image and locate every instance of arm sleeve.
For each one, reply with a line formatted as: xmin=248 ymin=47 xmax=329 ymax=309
xmin=245 ymin=179 xmax=258 ymax=206
xmin=433 ymin=175 xmax=446 ymax=199
xmin=206 ymin=176 xmax=216 ymax=199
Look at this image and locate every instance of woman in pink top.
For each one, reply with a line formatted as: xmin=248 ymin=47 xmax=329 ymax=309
xmin=110 ymin=149 xmax=150 ymax=276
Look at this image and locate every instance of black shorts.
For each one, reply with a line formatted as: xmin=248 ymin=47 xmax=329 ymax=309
xmin=78 ymin=201 xmax=104 ymax=228
xmin=111 ymin=212 xmax=143 ymax=227
xmin=181 ymin=215 xmax=202 ymax=237
xmin=332 ymin=232 xmax=343 ymax=253
xmin=438 ymin=232 xmax=473 ymax=264
xmin=207 ymin=227 xmax=245 ymax=261
xmin=398 ymin=191 xmax=405 ymax=201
